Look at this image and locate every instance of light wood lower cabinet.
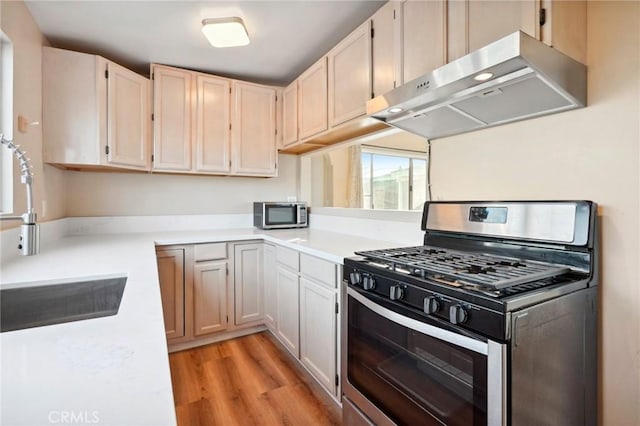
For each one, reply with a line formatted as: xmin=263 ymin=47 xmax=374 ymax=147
xmin=234 ymin=243 xmax=264 ymax=325
xmin=300 ymin=277 xmax=337 ymax=393
xmin=193 ymin=260 xmax=228 ymax=336
xmin=263 ymin=244 xmax=277 ymax=329
xmin=270 ymin=247 xmax=340 ymax=398
xmin=156 ymin=241 xmax=340 ymax=401
xmin=156 ymin=248 xmax=185 ymax=340
xmin=157 ymin=242 xmax=266 ymax=347
xmin=276 ymin=264 xmax=300 ymax=357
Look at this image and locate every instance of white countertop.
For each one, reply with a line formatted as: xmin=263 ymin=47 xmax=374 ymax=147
xmin=0 ymin=227 xmax=399 ymax=426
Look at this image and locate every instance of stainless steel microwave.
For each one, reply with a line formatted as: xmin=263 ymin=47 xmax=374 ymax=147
xmin=253 ymin=202 xmax=308 ymax=229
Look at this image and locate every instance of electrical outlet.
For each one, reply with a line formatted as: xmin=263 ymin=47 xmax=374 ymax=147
xmin=287 ymin=196 xmax=297 ymax=202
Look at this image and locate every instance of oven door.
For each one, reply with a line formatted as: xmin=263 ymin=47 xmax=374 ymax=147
xmin=342 ymin=287 xmax=506 ymax=426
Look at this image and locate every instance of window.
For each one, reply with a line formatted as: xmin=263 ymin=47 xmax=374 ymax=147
xmin=361 ymin=146 xmax=428 ymax=211
xmin=0 ymin=31 xmax=13 ymax=214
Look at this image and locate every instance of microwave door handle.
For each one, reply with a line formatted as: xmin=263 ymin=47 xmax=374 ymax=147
xmin=296 ymin=204 xmax=301 ymax=224
xmin=348 ymin=287 xmax=489 ymax=355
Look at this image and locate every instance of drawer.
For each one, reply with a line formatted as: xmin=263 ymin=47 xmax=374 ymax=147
xmin=276 ymin=245 xmax=299 ymax=271
xmin=194 ymin=243 xmax=227 ymax=262
xmin=300 ymin=253 xmax=337 ymax=289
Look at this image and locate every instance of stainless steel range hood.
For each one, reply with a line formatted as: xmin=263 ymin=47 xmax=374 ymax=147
xmin=366 ymin=31 xmax=587 ymax=140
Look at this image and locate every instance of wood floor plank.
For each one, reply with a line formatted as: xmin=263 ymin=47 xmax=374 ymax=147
xmin=169 ymin=331 xmax=342 ymax=426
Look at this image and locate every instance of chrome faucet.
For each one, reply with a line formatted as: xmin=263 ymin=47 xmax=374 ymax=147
xmin=0 ymin=133 xmax=40 ymax=255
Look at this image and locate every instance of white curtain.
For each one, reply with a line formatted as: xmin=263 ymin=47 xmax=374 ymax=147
xmin=346 ymin=145 xmax=363 ymax=208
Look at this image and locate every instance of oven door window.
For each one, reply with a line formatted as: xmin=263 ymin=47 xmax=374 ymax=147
xmin=348 ymin=295 xmax=488 ymax=426
xmin=265 ymin=206 xmax=296 ymax=225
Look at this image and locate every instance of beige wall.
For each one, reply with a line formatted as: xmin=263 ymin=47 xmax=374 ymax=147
xmin=64 ymin=154 xmax=299 ymax=216
xmin=1 ymin=1 xmax=65 ymax=229
xmin=430 ymin=2 xmax=639 ymax=425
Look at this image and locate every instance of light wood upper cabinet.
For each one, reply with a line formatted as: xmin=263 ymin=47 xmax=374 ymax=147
xmin=157 ymin=249 xmax=185 ymax=340
xmin=539 ymin=0 xmax=587 ymax=64
xmin=234 ymin=243 xmax=264 ymax=325
xmin=402 ymin=0 xmax=447 ymax=83
xmin=193 ymin=260 xmax=228 ymax=336
xmin=231 ymin=81 xmax=277 ymax=176
xmin=194 ymin=74 xmax=231 ymax=173
xmin=448 ymin=0 xmax=586 ymax=64
xmin=42 ymin=47 xmax=151 ymax=171
xmin=328 ymin=20 xmax=373 ymax=127
xmin=371 ymin=1 xmax=401 ymax=98
xmin=152 ymin=65 xmax=192 ymax=171
xmin=282 ymin=81 xmax=299 ymax=147
xmin=298 ymin=57 xmax=328 ymax=139
xmin=107 ymin=62 xmax=150 ymax=169
xmin=151 ymin=65 xmax=277 ymax=177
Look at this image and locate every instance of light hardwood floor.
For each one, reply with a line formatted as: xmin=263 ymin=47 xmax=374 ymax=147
xmin=169 ymin=331 xmax=342 ymax=425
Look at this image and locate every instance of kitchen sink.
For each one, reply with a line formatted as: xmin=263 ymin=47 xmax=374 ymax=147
xmin=0 ymin=275 xmax=127 ymax=333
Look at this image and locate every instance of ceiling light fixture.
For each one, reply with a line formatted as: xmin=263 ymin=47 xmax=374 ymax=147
xmin=201 ymin=17 xmax=250 ymax=48
xmin=388 ymin=107 xmax=404 ymax=113
xmin=473 ymin=72 xmax=494 ymax=82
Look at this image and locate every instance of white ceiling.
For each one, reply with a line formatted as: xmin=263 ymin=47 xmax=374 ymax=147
xmin=25 ymin=1 xmax=385 ymax=85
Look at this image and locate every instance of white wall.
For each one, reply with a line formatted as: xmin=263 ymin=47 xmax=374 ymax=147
xmin=64 ymin=154 xmax=299 ymax=216
xmin=429 ymin=3 xmax=639 ymax=425
xmin=0 ymin=1 xmax=65 ymax=230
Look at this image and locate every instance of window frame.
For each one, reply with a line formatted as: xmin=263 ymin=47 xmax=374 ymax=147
xmin=0 ymin=31 xmax=14 ymax=214
xmin=361 ymin=145 xmax=429 ymax=211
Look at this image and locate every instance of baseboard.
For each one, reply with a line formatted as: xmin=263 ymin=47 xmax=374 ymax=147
xmin=167 ymin=324 xmax=267 ymax=353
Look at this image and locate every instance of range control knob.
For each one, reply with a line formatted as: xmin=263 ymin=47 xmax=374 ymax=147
xmin=449 ymin=305 xmax=469 ymax=325
xmin=390 ymin=285 xmax=405 ymax=301
xmin=349 ymin=271 xmax=362 ymax=286
xmin=423 ymin=296 xmax=442 ymax=315
xmin=362 ymin=275 xmax=376 ymax=290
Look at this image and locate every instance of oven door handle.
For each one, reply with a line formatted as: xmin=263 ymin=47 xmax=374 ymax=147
xmin=348 ymin=287 xmax=489 ymax=355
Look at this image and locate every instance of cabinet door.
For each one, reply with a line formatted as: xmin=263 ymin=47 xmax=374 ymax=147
xmin=298 ymin=57 xmax=328 ymax=139
xmin=276 ymin=265 xmax=300 ymax=357
xmin=231 ymin=81 xmax=277 ymax=176
xmin=263 ymin=244 xmax=277 ymax=329
xmin=152 ymin=65 xmax=192 ymax=171
xmin=42 ymin=47 xmax=101 ymax=166
xmin=328 ymin=20 xmax=372 ymax=127
xmin=195 ymin=74 xmax=231 ymax=173
xmin=282 ymin=81 xmax=298 ymax=146
xmin=468 ymin=0 xmax=536 ymax=52
xmin=402 ymin=0 xmax=446 ymax=82
xmin=448 ymin=0 xmax=538 ymax=62
xmin=106 ymin=62 xmax=150 ymax=169
xmin=234 ymin=243 xmax=264 ymax=325
xmin=300 ymin=278 xmax=337 ymax=395
xmin=193 ymin=260 xmax=228 ymax=336
xmin=156 ymin=249 xmax=185 ymax=340
xmin=371 ymin=1 xmax=401 ymax=98
xmin=541 ymin=0 xmax=587 ymax=64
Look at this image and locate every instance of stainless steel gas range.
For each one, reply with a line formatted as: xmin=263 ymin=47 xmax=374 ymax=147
xmin=342 ymin=201 xmax=598 ymax=426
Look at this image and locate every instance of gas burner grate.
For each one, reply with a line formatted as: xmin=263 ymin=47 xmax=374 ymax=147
xmin=355 ymin=246 xmax=570 ymax=291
